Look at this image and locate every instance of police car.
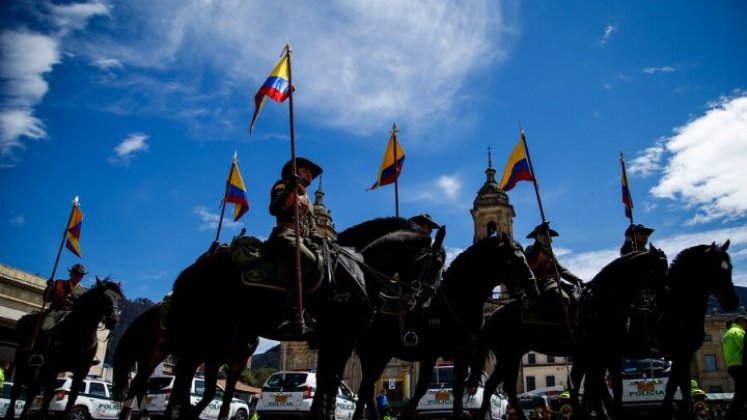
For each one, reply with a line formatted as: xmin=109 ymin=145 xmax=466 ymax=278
xmin=0 ymin=382 xmax=26 ymax=418
xmin=256 ymin=371 xmax=357 ymax=419
xmin=415 ymin=365 xmax=508 ymax=419
xmin=142 ymin=375 xmax=250 ymax=420
xmin=20 ymin=377 xmax=124 ymax=420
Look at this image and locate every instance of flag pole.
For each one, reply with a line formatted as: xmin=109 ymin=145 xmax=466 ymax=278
xmin=620 ymin=151 xmax=635 ymax=224
xmin=215 ymin=152 xmax=237 ymax=243
xmin=285 ymin=43 xmax=306 ymax=327
xmin=391 ymin=122 xmax=400 ymax=217
xmin=29 ymin=196 xmax=79 ymax=352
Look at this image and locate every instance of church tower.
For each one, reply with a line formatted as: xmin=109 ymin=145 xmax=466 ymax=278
xmin=312 ymin=176 xmax=336 ymax=239
xmin=470 ymin=148 xmax=515 ymax=242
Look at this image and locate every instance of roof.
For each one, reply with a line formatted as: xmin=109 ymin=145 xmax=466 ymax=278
xmin=216 ymin=379 xmax=261 ymax=394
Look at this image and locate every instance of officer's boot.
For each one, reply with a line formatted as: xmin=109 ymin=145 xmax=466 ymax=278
xmin=277 ymin=281 xmax=310 ymax=338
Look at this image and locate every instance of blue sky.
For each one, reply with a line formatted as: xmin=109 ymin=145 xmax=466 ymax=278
xmin=2 ymin=1 xmax=747 ymax=354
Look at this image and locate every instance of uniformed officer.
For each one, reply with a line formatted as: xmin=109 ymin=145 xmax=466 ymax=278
xmin=41 ymin=263 xmax=87 ymax=332
xmin=408 ymin=213 xmax=440 ymax=237
xmin=620 ymin=223 xmax=655 ymax=255
xmin=526 ymin=222 xmax=583 ymax=287
xmin=266 ymin=157 xmax=323 ymax=336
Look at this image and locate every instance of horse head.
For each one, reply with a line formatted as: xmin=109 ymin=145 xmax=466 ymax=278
xmin=670 ymin=241 xmax=738 ymax=311
xmin=443 ymin=233 xmax=534 ymax=298
xmin=75 ymin=277 xmax=125 ymax=330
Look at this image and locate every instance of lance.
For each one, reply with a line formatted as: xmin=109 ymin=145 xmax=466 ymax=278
xmin=284 ymin=43 xmax=307 ymax=329
xmin=215 ymin=152 xmax=238 ymax=243
xmin=29 ymin=196 xmax=80 ymax=353
xmin=520 ymin=130 xmax=574 ymax=335
xmin=391 ymin=122 xmax=401 ymax=217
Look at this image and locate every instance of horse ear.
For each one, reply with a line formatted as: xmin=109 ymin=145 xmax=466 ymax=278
xmin=95 ymin=277 xmax=102 ymax=287
xmin=721 ymin=239 xmax=731 ymax=252
xmin=433 ymin=226 xmax=446 ymax=249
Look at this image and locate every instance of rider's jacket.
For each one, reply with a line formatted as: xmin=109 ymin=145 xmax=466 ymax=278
xmin=269 ymin=180 xmax=315 ymax=237
xmin=45 ymin=279 xmax=85 ymax=311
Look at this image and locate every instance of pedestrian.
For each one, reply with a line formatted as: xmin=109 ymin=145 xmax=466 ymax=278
xmin=0 ymin=362 xmax=9 ymax=391
xmin=376 ymin=388 xmax=390 ymax=419
xmin=266 ymin=157 xmax=323 ymax=337
xmin=41 ymin=263 xmax=88 ymax=332
xmin=620 ymin=223 xmax=655 ymax=255
xmin=723 ymin=314 xmax=747 ymax=420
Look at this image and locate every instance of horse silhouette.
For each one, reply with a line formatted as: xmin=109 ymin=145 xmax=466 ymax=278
xmin=5 ymin=278 xmax=124 ymax=419
xmin=596 ymin=241 xmax=738 ymax=420
xmin=466 ymin=246 xmax=669 ymax=420
xmin=351 ymin=234 xmax=536 ymax=420
xmin=152 ymin=217 xmax=443 ymax=420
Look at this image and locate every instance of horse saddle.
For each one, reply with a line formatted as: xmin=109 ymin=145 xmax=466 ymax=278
xmin=521 ymin=279 xmax=579 ymax=326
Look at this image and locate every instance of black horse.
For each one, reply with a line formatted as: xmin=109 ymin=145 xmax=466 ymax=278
xmin=163 ymin=218 xmax=444 ymax=420
xmin=112 ymin=304 xmax=258 ymax=420
xmin=5 ymin=278 xmax=124 ymax=419
xmin=465 ymin=246 xmax=669 ymax=420
xmin=599 ymin=241 xmax=738 ymax=420
xmin=351 ymin=234 xmax=536 ymax=420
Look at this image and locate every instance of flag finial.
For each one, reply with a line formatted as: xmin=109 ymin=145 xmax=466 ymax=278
xmin=233 ymin=151 xmax=238 ymax=162
xmin=392 ymin=121 xmax=399 ymax=134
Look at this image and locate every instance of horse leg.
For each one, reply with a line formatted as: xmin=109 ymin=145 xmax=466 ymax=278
xmin=478 ymin=369 xmax=502 ymax=420
xmin=660 ymin=358 xmax=681 ymax=419
xmin=399 ymin=357 xmax=437 ymax=420
xmin=218 ymin=352 xmax=253 ymax=420
xmin=568 ymin=358 xmax=586 ymax=420
xmin=168 ymin=358 xmax=200 ymax=420
xmin=352 ymin=352 xmax=391 ymax=420
xmin=502 ymin=354 xmax=529 ymax=420
xmin=314 ymin=341 xmax=353 ymax=420
xmin=193 ymin=361 xmax=219 ymax=417
xmin=605 ymin=358 xmax=623 ymax=420
xmin=64 ymin=372 xmax=88 ymax=416
xmin=5 ymin=372 xmax=27 ymax=419
xmin=452 ymin=356 xmax=470 ymax=419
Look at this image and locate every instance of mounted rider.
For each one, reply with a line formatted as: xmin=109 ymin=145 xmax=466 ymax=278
xmin=526 ymin=222 xmax=583 ymax=288
xmin=266 ymin=157 xmax=324 ymax=337
xmin=41 ymin=263 xmax=87 ymax=332
xmin=620 ymin=223 xmax=654 ymax=255
xmin=408 ymin=213 xmax=440 ymax=238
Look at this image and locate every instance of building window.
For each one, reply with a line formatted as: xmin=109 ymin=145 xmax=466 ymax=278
xmin=547 ymin=355 xmax=555 ymax=363
xmin=526 ymin=376 xmax=536 ymax=392
xmin=704 ymin=354 xmax=718 ymax=371
xmin=546 ymin=376 xmax=555 ymax=387
xmin=528 ymin=353 xmax=536 ymax=364
xmin=703 ymin=334 xmax=712 ymax=342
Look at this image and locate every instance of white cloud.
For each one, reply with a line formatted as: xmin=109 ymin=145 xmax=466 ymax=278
xmin=563 ymin=226 xmax=747 ymax=285
xmin=76 ymin=0 xmax=508 ymax=136
xmin=642 ymin=66 xmax=675 ymax=75
xmin=46 ymin=1 xmax=110 ymax=34
xmin=108 ymin=132 xmax=149 ymax=165
xmin=193 ymin=205 xmax=243 ymax=232
xmin=600 ymin=24 xmax=616 ymax=45
xmin=650 ymin=94 xmax=747 ymax=224
xmin=93 ymin=58 xmax=122 ymax=70
xmin=436 ymin=175 xmax=462 ymax=200
xmin=9 ymin=215 xmax=26 ymax=226
xmin=628 ymin=142 xmax=665 ymax=177
xmin=0 ymin=109 xmax=48 ymax=154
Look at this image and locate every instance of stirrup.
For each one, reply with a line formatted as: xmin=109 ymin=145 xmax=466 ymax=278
xmin=29 ymin=353 xmax=44 ymax=367
xmin=403 ymin=331 xmax=418 ymax=347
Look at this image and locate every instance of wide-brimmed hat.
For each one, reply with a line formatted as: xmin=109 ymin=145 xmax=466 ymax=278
xmin=409 ymin=213 xmax=440 ymax=229
xmin=625 ymin=223 xmax=655 ymax=236
xmin=68 ymin=263 xmax=88 ymax=275
xmin=526 ymin=221 xmax=558 ymax=239
xmin=281 ymin=157 xmax=323 ymax=180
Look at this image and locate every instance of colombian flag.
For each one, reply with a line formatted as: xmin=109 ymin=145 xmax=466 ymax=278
xmin=65 ymin=205 xmax=84 ymax=258
xmin=499 ymin=131 xmax=534 ymax=191
xmin=226 ymin=161 xmax=249 ymax=221
xmin=621 ymin=155 xmax=634 ymax=222
xmin=369 ymin=132 xmax=405 ymax=190
xmin=249 ymin=55 xmax=292 ymax=135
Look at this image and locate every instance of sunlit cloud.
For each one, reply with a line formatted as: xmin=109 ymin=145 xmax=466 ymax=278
xmin=108 ymin=132 xmax=149 ymax=165
xmin=600 ymin=24 xmax=616 ymax=45
xmin=193 ymin=205 xmax=243 ymax=232
xmin=9 ymin=215 xmax=26 ymax=226
xmin=642 ymin=66 xmax=675 ymax=75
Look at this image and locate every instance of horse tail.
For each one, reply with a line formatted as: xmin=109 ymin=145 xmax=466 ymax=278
xmin=112 ymin=305 xmax=162 ymax=401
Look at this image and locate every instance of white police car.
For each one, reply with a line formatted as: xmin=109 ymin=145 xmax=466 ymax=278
xmin=17 ymin=377 xmax=123 ymax=420
xmin=0 ymin=382 xmax=26 ymax=418
xmin=415 ymin=365 xmax=508 ymax=419
xmin=256 ymin=371 xmax=357 ymax=419
xmin=142 ymin=375 xmax=250 ymax=420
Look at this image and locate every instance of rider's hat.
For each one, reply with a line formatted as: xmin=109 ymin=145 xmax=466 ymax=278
xmin=526 ymin=221 xmax=558 ymax=239
xmin=408 ymin=213 xmax=440 ymax=229
xmin=281 ymin=157 xmax=323 ymax=180
xmin=68 ymin=263 xmax=88 ymax=275
xmin=625 ymin=223 xmax=655 ymax=236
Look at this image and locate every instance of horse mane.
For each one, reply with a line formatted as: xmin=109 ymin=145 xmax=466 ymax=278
xmin=442 ymin=236 xmax=519 ymax=286
xmin=668 ymin=244 xmax=710 ymax=280
xmin=336 ymin=217 xmax=415 ymax=248
xmin=75 ymin=276 xmax=125 ymax=308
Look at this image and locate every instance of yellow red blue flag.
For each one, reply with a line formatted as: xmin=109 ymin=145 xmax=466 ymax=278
xmin=499 ymin=131 xmax=534 ymax=191
xmin=65 ymin=204 xmax=83 ymax=258
xmin=369 ymin=131 xmax=405 ymax=190
xmin=620 ymin=153 xmax=634 ymax=222
xmin=226 ymin=161 xmax=249 ymax=221
xmin=249 ymin=54 xmax=292 ymax=135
